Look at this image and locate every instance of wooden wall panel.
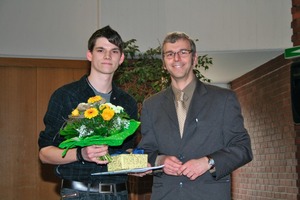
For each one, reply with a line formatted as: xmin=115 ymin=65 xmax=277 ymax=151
xmin=0 ymin=57 xmax=89 ymax=200
xmin=0 ymin=66 xmax=38 ymax=199
xmin=36 ymin=67 xmax=88 ymax=200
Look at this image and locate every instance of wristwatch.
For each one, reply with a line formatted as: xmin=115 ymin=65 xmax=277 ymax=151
xmin=207 ymin=156 xmax=215 ymax=169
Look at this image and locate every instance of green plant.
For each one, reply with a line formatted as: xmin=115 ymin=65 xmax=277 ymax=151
xmin=114 ymin=39 xmax=212 ymax=111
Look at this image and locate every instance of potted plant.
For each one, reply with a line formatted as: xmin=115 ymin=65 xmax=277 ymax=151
xmin=114 ymin=39 xmax=212 ymax=112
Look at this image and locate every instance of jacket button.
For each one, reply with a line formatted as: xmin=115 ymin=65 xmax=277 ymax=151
xmin=178 ymin=154 xmax=184 ymax=161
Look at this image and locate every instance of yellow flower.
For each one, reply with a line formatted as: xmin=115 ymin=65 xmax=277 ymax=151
xmin=101 ymin=108 xmax=115 ymax=121
xmin=84 ymin=108 xmax=99 ymax=119
xmin=100 ymin=104 xmax=110 ymax=111
xmin=71 ymin=109 xmax=80 ymax=117
xmin=88 ymin=95 xmax=102 ymax=104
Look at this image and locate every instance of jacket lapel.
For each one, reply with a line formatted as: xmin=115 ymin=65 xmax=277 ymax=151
xmin=159 ymin=82 xmax=208 ymax=141
xmin=182 ymin=81 xmax=208 ymax=139
xmin=161 ymin=87 xmax=178 ymax=125
xmin=188 ymin=81 xmax=207 ymax=118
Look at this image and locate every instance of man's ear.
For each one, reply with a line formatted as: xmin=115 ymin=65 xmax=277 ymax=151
xmin=162 ymin=61 xmax=167 ymax=70
xmin=86 ymin=51 xmax=92 ymax=62
xmin=192 ymin=52 xmax=198 ymax=67
xmin=119 ymin=53 xmax=125 ymax=65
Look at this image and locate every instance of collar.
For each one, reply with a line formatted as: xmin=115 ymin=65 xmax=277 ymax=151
xmin=172 ymin=77 xmax=197 ymax=101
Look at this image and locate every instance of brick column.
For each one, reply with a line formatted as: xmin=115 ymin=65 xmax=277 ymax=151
xmin=290 ymin=1 xmax=300 ymax=199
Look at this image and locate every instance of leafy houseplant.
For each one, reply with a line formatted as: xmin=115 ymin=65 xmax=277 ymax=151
xmin=114 ymin=39 xmax=212 ymax=112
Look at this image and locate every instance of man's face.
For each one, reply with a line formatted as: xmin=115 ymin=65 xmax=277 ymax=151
xmin=163 ymin=39 xmax=197 ymax=82
xmin=87 ymin=37 xmax=124 ymax=75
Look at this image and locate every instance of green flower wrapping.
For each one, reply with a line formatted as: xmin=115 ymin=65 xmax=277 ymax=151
xmin=58 ymin=95 xmax=140 ymax=161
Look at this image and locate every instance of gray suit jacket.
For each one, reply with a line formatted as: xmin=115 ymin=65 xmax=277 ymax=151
xmin=138 ymin=80 xmax=253 ymax=200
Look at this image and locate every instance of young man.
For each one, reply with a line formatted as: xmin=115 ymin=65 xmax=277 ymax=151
xmin=137 ymin=32 xmax=253 ymax=200
xmin=38 ymin=26 xmax=138 ymax=199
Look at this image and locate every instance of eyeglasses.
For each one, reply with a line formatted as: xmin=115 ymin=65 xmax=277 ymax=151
xmin=163 ymin=49 xmax=193 ymax=59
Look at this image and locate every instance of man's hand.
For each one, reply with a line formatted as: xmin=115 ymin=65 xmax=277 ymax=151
xmin=81 ymin=145 xmax=109 ymax=164
xmin=177 ymin=157 xmax=210 ymax=180
xmin=161 ymin=156 xmax=183 ymax=176
xmin=129 ymin=163 xmax=153 ymax=177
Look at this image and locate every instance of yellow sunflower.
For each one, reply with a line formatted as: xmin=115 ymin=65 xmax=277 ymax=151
xmin=84 ymin=108 xmax=99 ymax=119
xmin=101 ymin=108 xmax=115 ymax=121
xmin=71 ymin=109 xmax=80 ymax=117
xmin=99 ymin=104 xmax=110 ymax=111
xmin=88 ymin=95 xmax=102 ymax=104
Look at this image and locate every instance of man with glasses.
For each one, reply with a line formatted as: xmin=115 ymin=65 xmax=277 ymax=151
xmin=137 ymin=31 xmax=253 ymax=200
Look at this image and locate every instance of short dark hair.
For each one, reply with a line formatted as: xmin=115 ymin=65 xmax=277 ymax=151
xmin=88 ymin=25 xmax=124 ymax=53
xmin=162 ymin=31 xmax=196 ymax=57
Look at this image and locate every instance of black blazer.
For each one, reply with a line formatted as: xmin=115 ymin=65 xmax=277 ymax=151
xmin=138 ymin=79 xmax=253 ymax=200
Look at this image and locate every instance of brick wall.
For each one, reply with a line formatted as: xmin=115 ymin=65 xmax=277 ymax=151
xmin=230 ymin=55 xmax=299 ymax=199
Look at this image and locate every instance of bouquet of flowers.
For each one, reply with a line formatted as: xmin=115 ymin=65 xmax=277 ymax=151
xmin=59 ymin=95 xmax=140 ymax=162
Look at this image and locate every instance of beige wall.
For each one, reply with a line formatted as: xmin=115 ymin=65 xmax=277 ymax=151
xmin=0 ymin=1 xmax=291 ymax=58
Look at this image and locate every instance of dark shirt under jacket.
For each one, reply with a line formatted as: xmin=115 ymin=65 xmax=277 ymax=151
xmin=38 ymin=75 xmax=138 ymax=183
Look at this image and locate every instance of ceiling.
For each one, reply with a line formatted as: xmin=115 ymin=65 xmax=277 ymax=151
xmin=199 ymin=49 xmax=285 ymax=87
